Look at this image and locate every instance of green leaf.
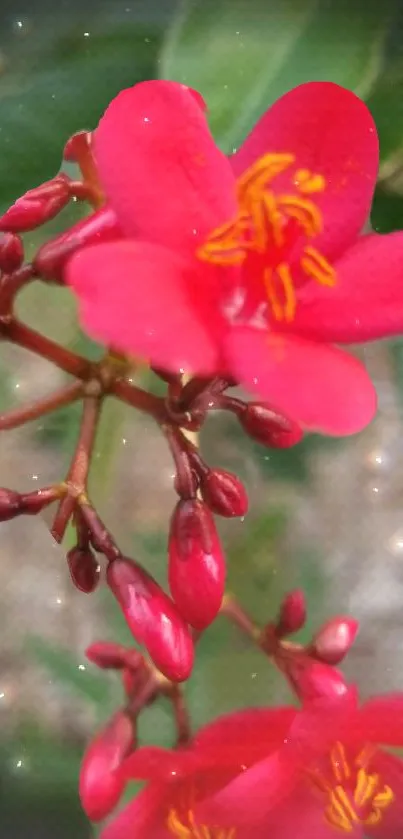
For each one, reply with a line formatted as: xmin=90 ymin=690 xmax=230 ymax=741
xmin=161 ymin=0 xmax=394 ymax=151
xmin=371 ymin=186 xmax=403 ymax=234
xmin=28 ymin=636 xmax=111 ymax=705
xmin=0 ymin=25 xmax=161 ymax=212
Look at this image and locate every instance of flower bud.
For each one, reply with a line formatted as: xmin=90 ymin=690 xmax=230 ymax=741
xmin=288 ymin=657 xmax=348 ymax=702
xmin=85 ymin=641 xmax=128 ymax=670
xmin=276 ymin=590 xmax=306 ymax=637
xmin=200 ymin=468 xmax=248 ymax=518
xmin=63 ymin=130 xmax=92 ymax=162
xmin=0 ymin=488 xmax=21 ymax=521
xmin=33 ymin=205 xmax=120 ymax=283
xmin=67 ymin=546 xmax=100 ymax=593
xmin=79 ymin=711 xmax=134 ymax=821
xmin=86 ymin=642 xmax=143 ymax=673
xmin=169 ymin=499 xmax=225 ymax=629
xmin=0 ymin=174 xmax=71 ymax=233
xmin=19 ymin=486 xmax=59 ymax=515
xmin=0 ymin=232 xmax=23 ymax=273
xmin=240 ymin=403 xmax=303 ymax=448
xmin=107 ymin=557 xmax=194 ymax=682
xmin=311 ymin=617 xmax=359 ymax=665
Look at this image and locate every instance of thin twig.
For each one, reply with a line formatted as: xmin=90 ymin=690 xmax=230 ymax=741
xmin=111 ymin=378 xmax=166 ymax=421
xmin=0 ymin=380 xmax=83 ymax=431
xmin=51 ymin=393 xmax=103 ymax=542
xmin=2 ymin=319 xmax=93 ymax=380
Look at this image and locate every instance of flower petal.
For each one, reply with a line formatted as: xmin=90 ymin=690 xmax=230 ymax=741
xmin=197 ymin=750 xmax=297 ymax=831
xmin=94 ymin=80 xmax=236 ymax=253
xmin=350 ymin=695 xmax=403 ymax=747
xmin=368 ymin=751 xmax=403 ymax=839
xmin=225 ymin=327 xmax=377 ymax=435
xmin=264 ymin=783 xmax=358 ymax=839
xmin=100 ymin=783 xmax=166 ymax=839
xmin=67 ymin=241 xmax=218 ymax=374
xmin=232 ymin=82 xmax=378 ymax=260
xmin=290 ymin=232 xmax=403 ymax=343
xmin=194 ymin=707 xmax=297 ymax=764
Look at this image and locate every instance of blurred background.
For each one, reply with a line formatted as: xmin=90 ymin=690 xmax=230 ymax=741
xmin=1 ymin=0 xmax=403 ymax=835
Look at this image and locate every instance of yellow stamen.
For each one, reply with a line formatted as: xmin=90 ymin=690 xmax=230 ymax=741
xmin=330 ymin=742 xmax=351 ymax=783
xmin=300 ymin=245 xmax=336 ymax=286
xmin=320 ymin=742 xmax=395 ymax=834
xmin=197 ymin=151 xmax=336 ymax=322
xmin=354 ymin=769 xmax=379 ymax=808
xmin=263 ymin=263 xmax=296 ymax=322
xmin=277 ymin=262 xmax=297 ymax=321
xmin=294 ymin=168 xmax=326 ymax=194
xmin=237 ymin=152 xmax=295 ymax=201
xmin=277 ymin=195 xmax=322 ymax=236
xmin=167 ymin=809 xmax=235 ymax=839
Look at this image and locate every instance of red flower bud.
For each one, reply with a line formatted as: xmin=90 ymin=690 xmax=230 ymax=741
xmin=86 ymin=641 xmax=144 ymax=674
xmin=276 ymin=589 xmax=306 ymax=637
xmin=200 ymin=468 xmax=248 ymax=518
xmin=33 ymin=206 xmax=120 ymax=283
xmin=85 ymin=641 xmax=128 ymax=670
xmin=0 ymin=488 xmax=21 ymax=521
xmin=19 ymin=486 xmax=60 ymax=515
xmin=79 ymin=711 xmax=134 ymax=821
xmin=63 ymin=130 xmax=92 ymax=162
xmin=0 ymin=232 xmax=23 ymax=273
xmin=169 ymin=499 xmax=225 ymax=629
xmin=311 ymin=617 xmax=359 ymax=665
xmin=240 ymin=403 xmax=303 ymax=448
xmin=289 ymin=657 xmax=349 ymax=702
xmin=107 ymin=557 xmax=194 ymax=682
xmin=67 ymin=546 xmax=100 ymax=593
xmin=0 ymin=174 xmax=71 ymax=233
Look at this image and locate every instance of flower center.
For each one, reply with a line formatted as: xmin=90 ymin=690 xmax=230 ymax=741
xmin=197 ymin=153 xmax=336 ymax=322
xmin=310 ymin=741 xmax=394 ymax=833
xmin=167 ymin=808 xmax=235 ymax=839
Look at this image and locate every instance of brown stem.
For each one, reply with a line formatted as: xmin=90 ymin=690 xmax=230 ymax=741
xmin=178 ymin=376 xmax=234 ymax=411
xmin=79 ymin=502 xmax=121 ymax=562
xmin=162 ymin=425 xmax=198 ymax=498
xmin=220 ymin=594 xmax=261 ymax=642
xmin=111 ymin=378 xmax=166 ymax=421
xmin=0 ymin=380 xmax=83 ymax=431
xmin=0 ymin=265 xmax=34 ymax=313
xmin=51 ymin=393 xmax=102 ymax=542
xmin=2 ymin=319 xmax=93 ymax=380
xmin=127 ymin=674 xmax=159 ymax=716
xmin=170 ymin=685 xmax=192 ymax=746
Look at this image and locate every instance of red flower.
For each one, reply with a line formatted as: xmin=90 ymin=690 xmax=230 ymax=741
xmin=98 ymin=689 xmax=403 ymax=839
xmin=67 ymin=80 xmax=403 ymax=436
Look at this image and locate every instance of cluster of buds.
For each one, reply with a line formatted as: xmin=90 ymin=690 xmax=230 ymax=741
xmin=80 ymin=637 xmax=193 ymax=820
xmin=221 ymin=590 xmax=359 ymax=702
xmin=78 ymin=593 xmax=359 ymax=823
xmin=0 ymin=126 xmax=320 ymax=824
xmin=0 ymin=141 xmax=305 ymax=679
